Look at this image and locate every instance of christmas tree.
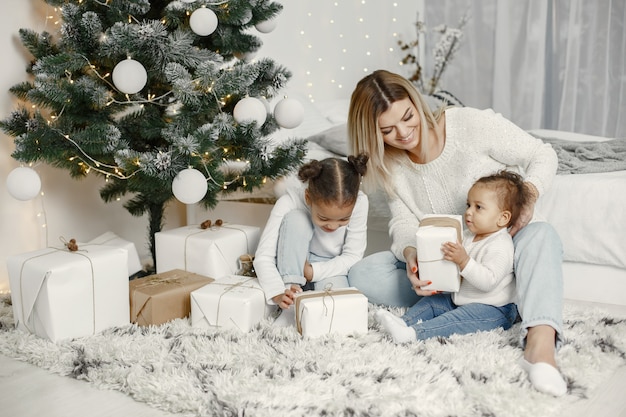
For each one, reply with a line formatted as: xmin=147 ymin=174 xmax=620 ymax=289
xmin=1 ymin=0 xmax=307 ymax=270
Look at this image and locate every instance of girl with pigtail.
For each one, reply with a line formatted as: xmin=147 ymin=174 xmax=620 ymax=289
xmin=254 ymin=154 xmax=369 ymax=312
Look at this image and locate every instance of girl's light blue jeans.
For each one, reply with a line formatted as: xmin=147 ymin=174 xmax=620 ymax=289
xmin=276 ymin=209 xmax=349 ymax=290
xmin=402 ymin=293 xmax=518 ymax=340
xmin=348 ymin=222 xmax=564 ymax=347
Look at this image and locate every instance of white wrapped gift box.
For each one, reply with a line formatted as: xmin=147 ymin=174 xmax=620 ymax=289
xmin=87 ymin=231 xmax=142 ymax=276
xmin=7 ymin=244 xmax=130 ymax=342
xmin=190 ymin=275 xmax=273 ymax=332
xmin=294 ymin=287 xmax=368 ymax=338
xmin=155 ymin=224 xmax=260 ymax=279
xmin=416 ymin=215 xmax=463 ymax=293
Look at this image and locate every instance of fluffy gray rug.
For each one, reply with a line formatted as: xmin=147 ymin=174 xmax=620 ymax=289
xmin=0 ymin=294 xmax=625 ymax=417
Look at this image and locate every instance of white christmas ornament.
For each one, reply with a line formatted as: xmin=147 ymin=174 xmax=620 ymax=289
xmin=180 ymin=0 xmax=196 ymax=2
xmin=255 ymin=18 xmax=277 ymax=33
xmin=190 ymin=8 xmax=218 ymax=36
xmin=274 ymin=97 xmax=304 ymax=129
xmin=172 ymin=168 xmax=208 ymax=204
xmin=6 ymin=166 xmax=41 ymax=201
xmin=112 ymin=59 xmax=147 ymax=94
xmin=233 ymin=97 xmax=267 ymax=127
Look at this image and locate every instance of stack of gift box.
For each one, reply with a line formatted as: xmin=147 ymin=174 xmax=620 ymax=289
xmin=6 ymin=219 xmax=379 ymax=342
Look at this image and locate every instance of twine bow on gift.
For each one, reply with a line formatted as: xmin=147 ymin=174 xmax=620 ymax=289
xmin=136 ymin=272 xmax=186 ymax=288
xmin=295 ymin=285 xmax=362 ymax=336
xmin=60 ymin=237 xmax=79 ymax=252
xmin=200 ymin=219 xmax=223 ymax=230
xmin=17 ymin=243 xmax=97 ymax=338
xmin=211 ymin=278 xmax=266 ymax=331
xmin=184 ymin=222 xmax=252 ymax=275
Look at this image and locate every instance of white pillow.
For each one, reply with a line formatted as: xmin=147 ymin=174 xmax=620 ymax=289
xmin=306 ymin=124 xmax=349 ymax=156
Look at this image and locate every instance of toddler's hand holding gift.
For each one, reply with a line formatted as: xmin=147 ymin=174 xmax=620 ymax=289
xmin=272 ymin=285 xmax=303 ymax=309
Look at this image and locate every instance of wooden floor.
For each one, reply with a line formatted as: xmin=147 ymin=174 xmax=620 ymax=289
xmin=1 ymin=299 xmax=625 ymax=417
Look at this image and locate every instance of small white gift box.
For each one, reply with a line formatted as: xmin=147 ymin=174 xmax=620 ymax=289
xmin=190 ymin=275 xmax=273 ymax=332
xmin=88 ymin=231 xmax=142 ymax=276
xmin=7 ymin=244 xmax=130 ymax=342
xmin=294 ymin=287 xmax=368 ymax=338
xmin=155 ymin=223 xmax=260 ymax=279
xmin=416 ymin=215 xmax=463 ymax=293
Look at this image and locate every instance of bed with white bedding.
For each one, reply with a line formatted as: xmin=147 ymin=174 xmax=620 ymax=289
xmin=205 ymin=92 xmax=626 ymax=306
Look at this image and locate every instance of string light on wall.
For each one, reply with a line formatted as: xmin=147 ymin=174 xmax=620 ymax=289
xmin=287 ymin=1 xmax=417 ymax=103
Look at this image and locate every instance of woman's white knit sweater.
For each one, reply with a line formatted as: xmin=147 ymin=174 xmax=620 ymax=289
xmin=388 ymin=107 xmax=558 ymax=261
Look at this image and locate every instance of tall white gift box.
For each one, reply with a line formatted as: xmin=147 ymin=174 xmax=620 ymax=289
xmin=88 ymin=231 xmax=143 ymax=276
xmin=190 ymin=275 xmax=273 ymax=332
xmin=7 ymin=244 xmax=130 ymax=342
xmin=416 ymin=214 xmax=463 ymax=293
xmin=155 ymin=223 xmax=260 ymax=279
xmin=294 ymin=287 xmax=368 ymax=338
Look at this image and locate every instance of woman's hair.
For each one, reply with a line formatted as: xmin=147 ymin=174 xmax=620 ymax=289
xmin=347 ymin=69 xmax=444 ymax=194
xmin=298 ymin=153 xmax=369 ymax=207
xmin=474 ymin=170 xmax=530 ymax=227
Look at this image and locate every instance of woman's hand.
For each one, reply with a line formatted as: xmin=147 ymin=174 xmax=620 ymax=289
xmin=403 ymin=246 xmax=436 ymax=296
xmin=271 ymin=285 xmax=303 ymax=310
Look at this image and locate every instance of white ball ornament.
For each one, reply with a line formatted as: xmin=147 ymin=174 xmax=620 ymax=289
xmin=255 ymin=18 xmax=277 ymax=33
xmin=6 ymin=167 xmax=41 ymax=201
xmin=274 ymin=97 xmax=304 ymax=129
xmin=180 ymin=0 xmax=196 ymax=2
xmin=112 ymin=59 xmax=147 ymax=94
xmin=172 ymin=168 xmax=208 ymax=204
xmin=190 ymin=8 xmax=218 ymax=36
xmin=233 ymin=97 xmax=267 ymax=127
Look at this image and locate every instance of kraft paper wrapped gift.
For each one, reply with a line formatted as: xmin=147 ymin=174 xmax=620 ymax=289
xmin=190 ymin=275 xmax=273 ymax=332
xmin=294 ymin=287 xmax=368 ymax=338
xmin=6 ymin=244 xmax=129 ymax=342
xmin=129 ymin=269 xmax=214 ymax=326
xmin=155 ymin=223 xmax=260 ymax=279
xmin=416 ymin=215 xmax=463 ymax=293
xmin=88 ymin=231 xmax=142 ymax=276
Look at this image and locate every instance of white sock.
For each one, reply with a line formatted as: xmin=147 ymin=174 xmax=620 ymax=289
xmin=519 ymin=358 xmax=567 ymax=397
xmin=375 ymin=309 xmax=408 ymax=327
xmin=380 ymin=314 xmax=416 ymax=343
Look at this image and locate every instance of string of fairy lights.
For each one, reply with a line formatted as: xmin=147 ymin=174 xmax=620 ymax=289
xmin=7 ymin=0 xmax=422 ymax=254
xmin=39 ymin=4 xmax=249 ymax=188
xmin=8 ymin=1 xmax=277 ymax=250
xmin=259 ymin=1 xmax=422 ymax=103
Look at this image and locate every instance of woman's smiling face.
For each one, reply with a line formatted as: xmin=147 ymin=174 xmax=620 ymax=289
xmin=377 ymin=97 xmax=421 ymax=151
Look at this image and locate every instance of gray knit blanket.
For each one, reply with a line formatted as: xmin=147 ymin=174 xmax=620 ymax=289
xmin=529 ymin=132 xmax=626 ymax=175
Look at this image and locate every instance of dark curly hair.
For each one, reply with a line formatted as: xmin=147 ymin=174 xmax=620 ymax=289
xmin=298 ymin=153 xmax=369 ymax=207
xmin=474 ymin=170 xmax=530 ymax=227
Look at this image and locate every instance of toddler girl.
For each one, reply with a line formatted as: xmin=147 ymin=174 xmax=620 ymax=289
xmin=378 ymin=170 xmax=530 ymax=342
xmin=254 ymin=154 xmax=369 ymax=310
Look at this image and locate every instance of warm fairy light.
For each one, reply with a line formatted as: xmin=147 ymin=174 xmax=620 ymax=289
xmin=268 ymin=1 xmax=418 ymax=101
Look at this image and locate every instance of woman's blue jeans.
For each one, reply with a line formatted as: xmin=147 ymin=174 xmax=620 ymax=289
xmin=349 ymin=222 xmax=564 ymax=347
xmin=277 ymin=209 xmax=349 ymax=290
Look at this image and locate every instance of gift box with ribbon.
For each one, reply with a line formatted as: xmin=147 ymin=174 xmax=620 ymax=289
xmin=415 ymin=214 xmax=463 ymax=292
xmin=6 ymin=242 xmax=129 ymax=342
xmin=129 ymin=269 xmax=214 ymax=326
xmin=88 ymin=231 xmax=143 ymax=276
xmin=294 ymin=287 xmax=368 ymax=338
xmin=190 ymin=275 xmax=274 ymax=332
xmin=154 ymin=223 xmax=260 ymax=279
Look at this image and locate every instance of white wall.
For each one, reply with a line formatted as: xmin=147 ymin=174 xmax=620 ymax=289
xmin=0 ymin=0 xmax=421 ymax=292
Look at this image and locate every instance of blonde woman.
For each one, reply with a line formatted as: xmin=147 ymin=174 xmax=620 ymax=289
xmin=347 ymin=69 xmax=566 ymax=397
